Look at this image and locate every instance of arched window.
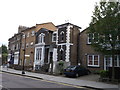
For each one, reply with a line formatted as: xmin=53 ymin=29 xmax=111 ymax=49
xmin=38 ymin=33 xmax=45 ymax=43
xmin=60 ymin=47 xmax=64 ymax=61
xmin=60 ymin=31 xmax=64 ymax=42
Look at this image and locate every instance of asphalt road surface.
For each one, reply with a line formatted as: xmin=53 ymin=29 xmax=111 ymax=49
xmin=0 ymin=72 xmax=92 ymax=90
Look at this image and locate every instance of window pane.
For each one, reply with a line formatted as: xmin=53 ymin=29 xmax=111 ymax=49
xmin=89 ymin=55 xmax=92 ymax=65
xmin=106 ymin=56 xmax=111 ymax=67
xmin=118 ymin=55 xmax=120 ymax=67
xmin=88 ymin=33 xmax=93 ymax=44
xmin=94 ymin=55 xmax=98 ymax=65
xmin=94 ymin=33 xmax=99 ymax=43
xmin=52 ymin=33 xmax=56 ymax=42
xmin=39 ymin=48 xmax=42 ymax=60
xmin=114 ymin=55 xmax=117 ymax=67
xmin=31 ymin=31 xmax=35 ymax=36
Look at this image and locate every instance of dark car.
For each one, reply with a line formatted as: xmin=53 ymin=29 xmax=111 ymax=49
xmin=64 ymin=65 xmax=90 ymax=77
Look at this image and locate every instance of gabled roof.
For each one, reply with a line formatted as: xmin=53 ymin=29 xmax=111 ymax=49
xmin=36 ymin=28 xmax=53 ymax=36
xmin=36 ymin=22 xmax=55 ymax=26
xmin=56 ymin=23 xmax=81 ymax=29
xmin=80 ymin=27 xmax=89 ymax=34
xmin=21 ymin=26 xmax=36 ymax=32
xmin=36 ymin=22 xmax=57 ymax=31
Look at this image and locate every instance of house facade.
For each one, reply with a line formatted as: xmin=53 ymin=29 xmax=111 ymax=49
xmin=79 ymin=28 xmax=120 ymax=71
xmin=56 ymin=23 xmax=80 ymax=66
xmin=8 ymin=32 xmax=23 ymax=66
xmin=8 ymin=22 xmax=57 ymax=70
xmin=0 ymin=47 xmax=2 ymax=66
xmin=34 ymin=23 xmax=81 ymax=73
xmin=34 ymin=28 xmax=57 ymax=72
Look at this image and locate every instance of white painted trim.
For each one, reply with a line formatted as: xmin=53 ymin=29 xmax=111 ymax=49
xmin=104 ymin=56 xmax=106 ymax=70
xmin=14 ymin=53 xmax=19 ymax=65
xmin=57 ymin=43 xmax=73 ymax=46
xmin=87 ymin=55 xmax=100 ymax=67
xmin=52 ymin=32 xmax=57 ymax=42
xmin=56 ymin=29 xmax=58 ymax=45
xmin=38 ymin=33 xmax=45 ymax=44
xmin=35 ymin=43 xmax=45 ymax=46
xmin=60 ymin=31 xmax=64 ymax=35
xmin=34 ymin=48 xmax=37 ymax=70
xmin=53 ymin=49 xmax=57 ymax=62
xmin=104 ymin=55 xmax=120 ymax=70
xmin=34 ymin=46 xmax=45 ymax=69
xmin=57 ymin=25 xmax=67 ymax=29
xmin=65 ymin=25 xmax=73 ymax=62
xmin=25 ymin=55 xmax=30 ymax=57
xmin=104 ymin=55 xmax=112 ymax=70
xmin=60 ymin=46 xmax=64 ymax=51
xmin=60 ymin=31 xmax=65 ymax=42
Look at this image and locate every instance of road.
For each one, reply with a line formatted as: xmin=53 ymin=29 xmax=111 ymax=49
xmin=0 ymin=72 xmax=92 ymax=90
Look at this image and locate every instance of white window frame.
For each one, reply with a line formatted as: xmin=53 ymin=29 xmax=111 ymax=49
xmin=60 ymin=31 xmax=64 ymax=42
xmin=60 ymin=46 xmax=64 ymax=61
xmin=16 ymin=43 xmax=18 ymax=50
xmin=36 ymin=48 xmax=42 ymax=61
xmin=27 ymin=32 xmax=30 ymax=37
xmin=23 ymin=34 xmax=25 ymax=38
xmin=38 ymin=33 xmax=45 ymax=43
xmin=22 ymin=43 xmax=24 ymax=49
xmin=26 ymin=43 xmax=29 ymax=48
xmin=87 ymin=33 xmax=99 ymax=44
xmin=104 ymin=55 xmax=120 ymax=70
xmin=87 ymin=33 xmax=94 ymax=44
xmin=31 ymin=31 xmax=35 ymax=36
xmin=87 ymin=55 xmax=100 ymax=67
xmin=30 ymin=42 xmax=34 ymax=46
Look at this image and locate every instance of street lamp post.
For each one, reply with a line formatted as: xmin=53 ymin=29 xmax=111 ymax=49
xmin=22 ymin=32 xmax=26 ymax=74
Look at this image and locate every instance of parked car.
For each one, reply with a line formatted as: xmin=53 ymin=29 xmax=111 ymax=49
xmin=64 ymin=65 xmax=91 ymax=77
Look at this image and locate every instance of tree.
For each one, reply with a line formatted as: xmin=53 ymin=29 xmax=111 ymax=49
xmin=88 ymin=0 xmax=120 ymax=80
xmin=1 ymin=45 xmax=8 ymax=65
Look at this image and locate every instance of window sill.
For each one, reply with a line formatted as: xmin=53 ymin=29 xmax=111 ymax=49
xmin=86 ymin=43 xmax=92 ymax=45
xmin=87 ymin=65 xmax=100 ymax=68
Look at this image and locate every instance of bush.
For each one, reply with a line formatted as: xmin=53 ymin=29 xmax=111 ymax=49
xmin=57 ymin=60 xmax=64 ymax=74
xmin=100 ymin=70 xmax=109 ymax=78
xmin=92 ymin=70 xmax=100 ymax=74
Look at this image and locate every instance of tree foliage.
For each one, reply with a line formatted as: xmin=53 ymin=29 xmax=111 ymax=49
xmin=1 ymin=45 xmax=8 ymax=54
xmin=88 ymin=1 xmax=120 ymax=80
xmin=0 ymin=45 xmax=8 ymax=64
xmin=88 ymin=1 xmax=120 ymax=55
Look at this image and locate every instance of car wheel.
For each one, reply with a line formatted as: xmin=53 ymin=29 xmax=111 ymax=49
xmin=75 ymin=73 xmax=79 ymax=77
xmin=65 ymin=75 xmax=68 ymax=77
xmin=87 ymin=71 xmax=90 ymax=75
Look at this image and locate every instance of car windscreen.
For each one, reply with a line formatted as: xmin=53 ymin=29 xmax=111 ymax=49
xmin=66 ymin=66 xmax=76 ymax=70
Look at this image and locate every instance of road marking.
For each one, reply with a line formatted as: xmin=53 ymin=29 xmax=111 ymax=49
xmin=2 ymin=72 xmax=95 ymax=89
xmin=0 ymin=85 xmax=2 ymax=87
xmin=20 ymin=76 xmax=85 ymax=88
xmin=41 ymin=79 xmax=85 ymax=88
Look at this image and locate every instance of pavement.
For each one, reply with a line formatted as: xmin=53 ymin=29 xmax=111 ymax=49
xmin=1 ymin=66 xmax=120 ymax=90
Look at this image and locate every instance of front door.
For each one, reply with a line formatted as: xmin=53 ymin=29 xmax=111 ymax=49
xmin=104 ymin=55 xmax=112 ymax=70
xmin=34 ymin=46 xmax=44 ymax=70
xmin=44 ymin=48 xmax=49 ymax=63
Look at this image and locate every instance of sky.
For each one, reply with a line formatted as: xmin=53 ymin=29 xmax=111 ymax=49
xmin=0 ymin=0 xmax=100 ymax=47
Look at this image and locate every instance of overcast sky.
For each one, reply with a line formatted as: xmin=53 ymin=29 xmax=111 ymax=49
xmin=0 ymin=0 xmax=100 ymax=46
